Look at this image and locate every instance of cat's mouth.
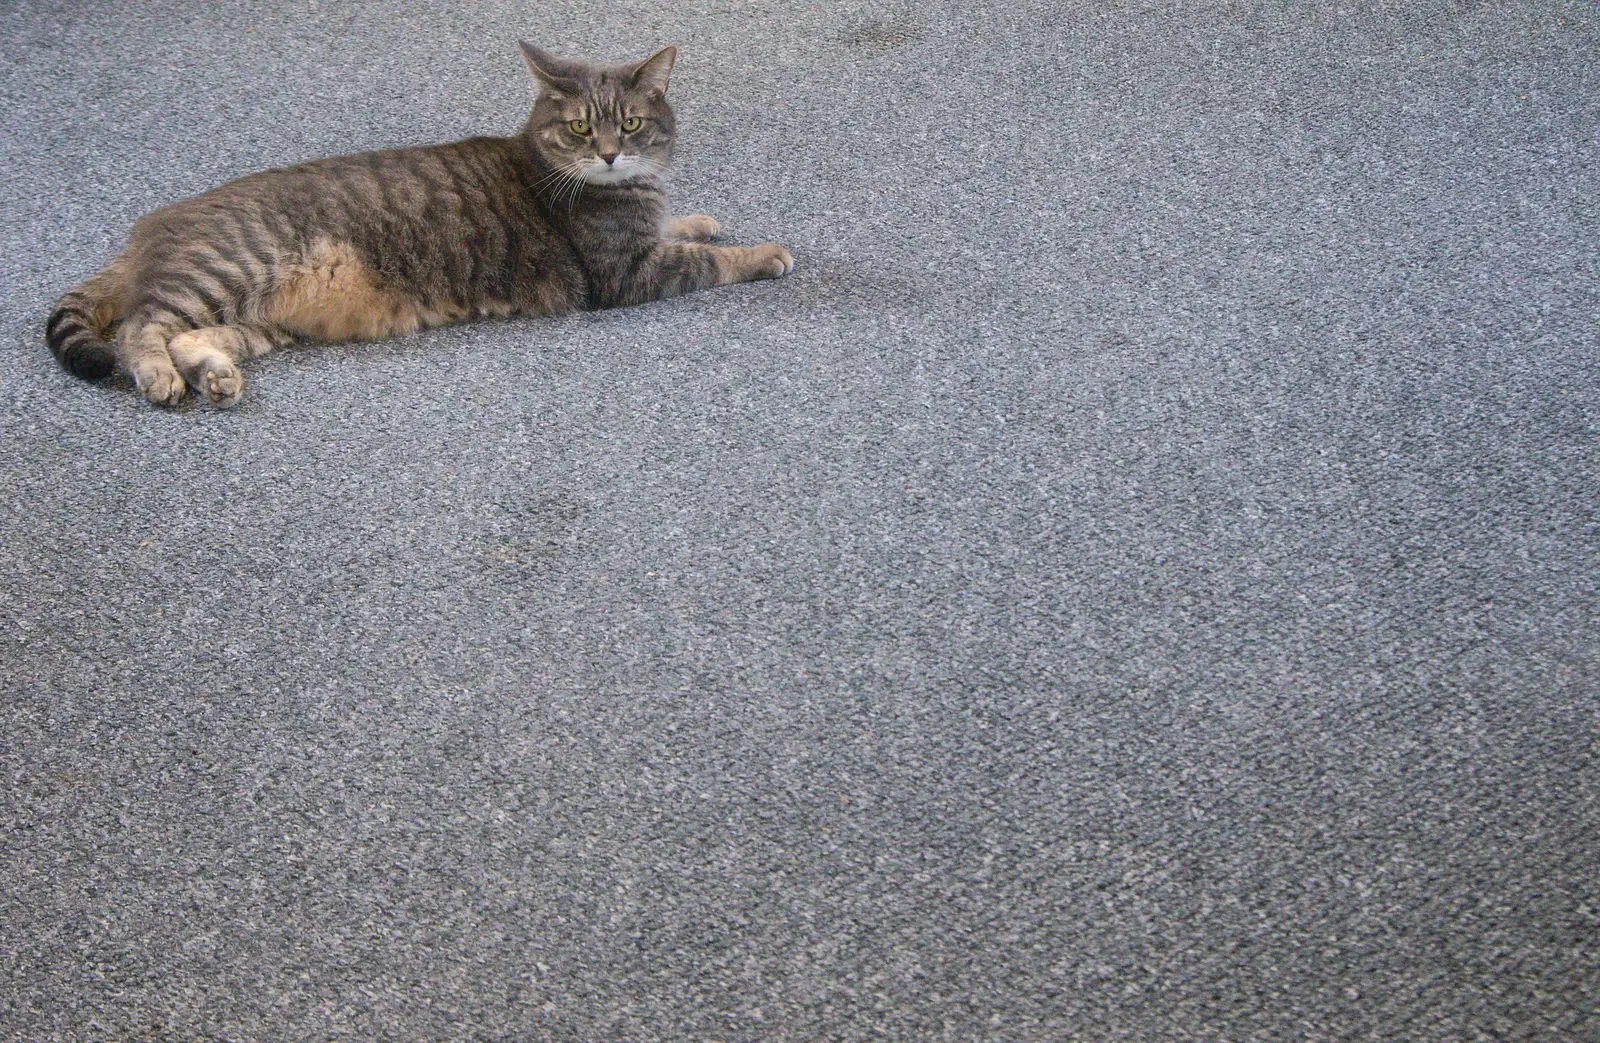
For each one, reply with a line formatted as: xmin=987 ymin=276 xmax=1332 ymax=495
xmin=580 ymin=156 xmax=649 ymax=184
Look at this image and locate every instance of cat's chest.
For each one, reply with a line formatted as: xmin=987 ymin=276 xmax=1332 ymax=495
xmin=566 ymin=201 xmax=662 ymax=268
xmin=566 ymin=193 xmax=664 ymax=248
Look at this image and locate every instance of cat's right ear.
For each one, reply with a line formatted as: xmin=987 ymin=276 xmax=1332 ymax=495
xmin=519 ymin=42 xmax=578 ymax=93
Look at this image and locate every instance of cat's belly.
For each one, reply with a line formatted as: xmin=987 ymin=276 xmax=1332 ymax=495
xmin=265 ymin=237 xmax=571 ymax=341
xmin=266 ymin=238 xmax=423 ymax=340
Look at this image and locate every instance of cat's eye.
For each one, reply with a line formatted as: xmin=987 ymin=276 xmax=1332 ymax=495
xmin=568 ymin=119 xmax=591 ymax=135
xmin=621 ymin=116 xmax=642 ymax=133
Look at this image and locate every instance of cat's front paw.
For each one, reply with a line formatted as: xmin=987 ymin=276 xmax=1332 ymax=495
xmin=668 ymin=214 xmax=720 ymax=241
xmin=747 ymin=243 xmax=794 ymax=280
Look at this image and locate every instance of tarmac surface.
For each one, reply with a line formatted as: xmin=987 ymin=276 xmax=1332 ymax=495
xmin=2 ymin=1 xmax=1597 ymax=1040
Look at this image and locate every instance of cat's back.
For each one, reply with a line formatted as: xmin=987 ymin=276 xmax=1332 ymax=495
xmin=138 ymin=134 xmax=531 ymax=234
xmin=129 ymin=134 xmax=582 ymax=313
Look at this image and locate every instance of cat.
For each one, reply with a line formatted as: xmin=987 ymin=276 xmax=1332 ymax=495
xmin=45 ymin=42 xmax=793 ymax=407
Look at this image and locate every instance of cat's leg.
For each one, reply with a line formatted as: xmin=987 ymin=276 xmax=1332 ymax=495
xmin=115 ymin=306 xmax=190 ymax=406
xmin=636 ymin=241 xmax=793 ymax=302
xmin=664 ymin=215 xmax=721 ymax=242
xmin=167 ymin=325 xmax=291 ymax=407
xmin=115 ymin=264 xmax=283 ymax=406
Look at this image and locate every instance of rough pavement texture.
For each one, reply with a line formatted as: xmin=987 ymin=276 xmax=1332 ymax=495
xmin=2 ymin=1 xmax=1597 ymax=1040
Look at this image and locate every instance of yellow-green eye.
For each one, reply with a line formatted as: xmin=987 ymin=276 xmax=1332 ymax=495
xmin=568 ymin=119 xmax=590 ymax=135
xmin=621 ymin=116 xmax=642 ymax=133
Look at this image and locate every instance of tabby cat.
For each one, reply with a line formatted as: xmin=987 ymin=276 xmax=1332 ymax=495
xmin=45 ymin=42 xmax=793 ymax=407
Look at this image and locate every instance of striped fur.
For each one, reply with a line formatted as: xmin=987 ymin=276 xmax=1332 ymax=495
xmin=45 ymin=43 xmax=793 ymax=407
xmin=46 ymin=264 xmax=127 ymax=380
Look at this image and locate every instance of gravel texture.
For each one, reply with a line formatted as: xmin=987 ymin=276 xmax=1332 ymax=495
xmin=2 ymin=1 xmax=1597 ymax=1040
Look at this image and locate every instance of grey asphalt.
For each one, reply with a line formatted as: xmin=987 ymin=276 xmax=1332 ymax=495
xmin=2 ymin=1 xmax=1597 ymax=1040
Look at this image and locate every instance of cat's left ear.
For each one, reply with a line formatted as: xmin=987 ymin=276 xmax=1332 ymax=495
xmin=629 ymin=46 xmax=676 ymax=96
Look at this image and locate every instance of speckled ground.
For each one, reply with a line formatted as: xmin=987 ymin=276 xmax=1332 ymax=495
xmin=2 ymin=1 xmax=1597 ymax=1040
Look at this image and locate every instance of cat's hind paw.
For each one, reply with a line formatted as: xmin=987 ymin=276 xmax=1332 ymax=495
xmin=198 ymin=359 xmax=244 ymax=408
xmin=131 ymin=359 xmax=186 ymax=407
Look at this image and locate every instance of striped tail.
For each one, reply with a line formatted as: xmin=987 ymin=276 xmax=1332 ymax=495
xmin=46 ymin=263 xmax=128 ymax=381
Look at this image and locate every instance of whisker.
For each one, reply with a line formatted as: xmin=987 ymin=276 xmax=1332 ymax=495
xmin=531 ymin=158 xmax=586 ymax=194
xmin=553 ymin=167 xmax=580 ymax=213
xmin=534 ymin=155 xmax=592 ymax=194
xmin=633 ymin=157 xmax=668 ymax=183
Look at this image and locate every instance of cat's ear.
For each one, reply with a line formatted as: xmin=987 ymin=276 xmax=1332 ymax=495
xmin=629 ymin=46 xmax=676 ymax=96
xmin=519 ymin=42 xmax=580 ymax=92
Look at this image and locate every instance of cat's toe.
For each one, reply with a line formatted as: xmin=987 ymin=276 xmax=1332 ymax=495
xmin=133 ymin=361 xmax=186 ymax=407
xmin=201 ymin=362 xmax=244 ymax=407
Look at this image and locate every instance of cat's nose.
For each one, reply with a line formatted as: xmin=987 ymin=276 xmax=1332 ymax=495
xmin=599 ymin=152 xmax=619 ymax=166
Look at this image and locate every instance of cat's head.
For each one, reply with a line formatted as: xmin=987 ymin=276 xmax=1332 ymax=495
xmin=519 ymin=43 xmax=677 ymax=185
